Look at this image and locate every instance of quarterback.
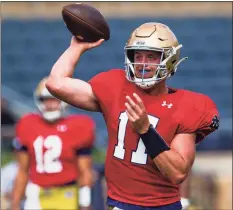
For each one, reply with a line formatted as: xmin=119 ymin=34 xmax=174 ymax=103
xmin=46 ymin=23 xmax=220 ymax=210
xmin=12 ymin=77 xmax=95 ymax=210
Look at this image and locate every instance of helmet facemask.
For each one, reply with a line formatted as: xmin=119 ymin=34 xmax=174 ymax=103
xmin=124 ymin=45 xmax=187 ymax=89
xmin=124 ymin=22 xmax=188 ymax=89
xmin=34 ymin=84 xmax=67 ymax=122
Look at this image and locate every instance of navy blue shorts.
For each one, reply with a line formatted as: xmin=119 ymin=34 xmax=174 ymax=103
xmin=107 ymin=197 xmax=182 ymax=210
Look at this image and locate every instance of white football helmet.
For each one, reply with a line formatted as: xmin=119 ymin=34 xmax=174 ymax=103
xmin=34 ymin=77 xmax=67 ymax=122
xmin=124 ymin=22 xmax=188 ymax=89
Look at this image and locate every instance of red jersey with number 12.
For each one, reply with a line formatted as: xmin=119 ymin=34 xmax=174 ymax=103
xmin=16 ymin=114 xmax=95 ymax=187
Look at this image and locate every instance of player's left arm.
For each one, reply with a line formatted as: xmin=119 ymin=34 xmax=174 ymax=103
xmin=75 ymin=116 xmax=96 ymax=210
xmin=151 ymin=133 xmax=196 ymax=185
xmin=76 ymin=148 xmax=94 ymax=210
xmin=12 ymin=142 xmax=30 ymax=210
xmin=125 ymin=93 xmax=219 ymax=185
xmin=180 ymin=172 xmax=192 ymax=209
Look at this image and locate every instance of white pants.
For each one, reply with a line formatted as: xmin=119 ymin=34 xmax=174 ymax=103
xmin=23 ymin=183 xmax=42 ymax=210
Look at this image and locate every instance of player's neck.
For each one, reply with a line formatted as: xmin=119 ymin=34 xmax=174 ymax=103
xmin=144 ymin=80 xmax=168 ymax=96
xmin=41 ymin=117 xmax=64 ymax=124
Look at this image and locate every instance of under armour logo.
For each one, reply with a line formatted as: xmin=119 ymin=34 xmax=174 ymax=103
xmin=210 ymin=115 xmax=220 ymax=130
xmin=57 ymin=124 xmax=67 ymax=132
xmin=161 ymin=101 xmax=173 ymax=108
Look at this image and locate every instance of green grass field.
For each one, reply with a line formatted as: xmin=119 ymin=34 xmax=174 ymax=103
xmin=1 ymin=150 xmax=15 ymax=166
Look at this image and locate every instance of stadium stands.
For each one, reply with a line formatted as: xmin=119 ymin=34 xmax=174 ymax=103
xmin=2 ymin=17 xmax=232 ymax=150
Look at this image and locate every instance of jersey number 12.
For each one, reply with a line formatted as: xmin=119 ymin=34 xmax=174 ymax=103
xmin=33 ymin=135 xmax=63 ymax=173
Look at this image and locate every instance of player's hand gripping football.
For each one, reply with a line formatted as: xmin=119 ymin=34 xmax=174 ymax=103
xmin=125 ymin=93 xmax=150 ymax=134
xmin=70 ymin=36 xmax=104 ymax=54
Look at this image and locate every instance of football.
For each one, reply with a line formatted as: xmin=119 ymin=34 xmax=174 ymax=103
xmin=62 ymin=3 xmax=110 ymax=42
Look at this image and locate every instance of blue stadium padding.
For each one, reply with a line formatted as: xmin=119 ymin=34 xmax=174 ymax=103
xmin=2 ymin=17 xmax=232 ymax=151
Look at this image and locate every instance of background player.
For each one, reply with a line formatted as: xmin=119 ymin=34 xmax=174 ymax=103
xmin=1 ymin=146 xmax=20 ymax=210
xmin=180 ymin=173 xmax=191 ymax=210
xmin=12 ymin=77 xmax=95 ymax=210
xmin=46 ymin=22 xmax=220 ymax=210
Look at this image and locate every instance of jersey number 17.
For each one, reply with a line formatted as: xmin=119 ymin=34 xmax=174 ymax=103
xmin=114 ymin=111 xmax=159 ymax=165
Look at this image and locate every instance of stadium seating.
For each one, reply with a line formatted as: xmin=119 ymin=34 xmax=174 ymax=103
xmin=2 ymin=17 xmax=232 ymax=150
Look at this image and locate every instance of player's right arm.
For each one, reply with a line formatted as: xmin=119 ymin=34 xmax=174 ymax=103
xmin=46 ymin=37 xmax=104 ymax=112
xmin=12 ymin=142 xmax=29 ymax=210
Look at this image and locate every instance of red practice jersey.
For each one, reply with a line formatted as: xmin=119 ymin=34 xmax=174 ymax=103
xmin=89 ymin=69 xmax=219 ymax=207
xmin=15 ymin=113 xmax=95 ymax=187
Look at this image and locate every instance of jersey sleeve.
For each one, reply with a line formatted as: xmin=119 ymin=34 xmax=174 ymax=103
xmin=73 ymin=116 xmax=96 ymax=151
xmin=177 ymin=95 xmax=220 ymax=144
xmin=88 ymin=69 xmax=122 ymax=113
xmin=75 ymin=147 xmax=92 ymax=156
xmin=12 ymin=137 xmax=28 ymax=151
xmin=14 ymin=115 xmax=31 ymax=151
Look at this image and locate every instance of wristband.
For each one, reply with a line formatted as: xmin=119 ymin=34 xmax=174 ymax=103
xmin=79 ymin=186 xmax=91 ymax=207
xmin=181 ymin=197 xmax=190 ymax=210
xmin=140 ymin=124 xmax=170 ymax=159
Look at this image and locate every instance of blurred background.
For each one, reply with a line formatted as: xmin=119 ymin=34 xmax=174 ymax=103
xmin=1 ymin=2 xmax=232 ymax=210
